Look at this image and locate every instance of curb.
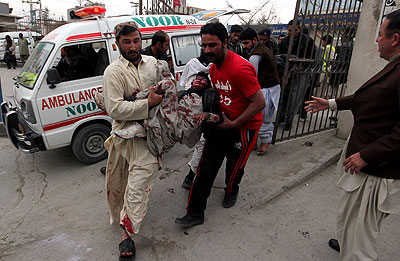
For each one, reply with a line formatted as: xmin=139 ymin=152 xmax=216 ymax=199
xmin=249 ymin=149 xmax=342 ymax=211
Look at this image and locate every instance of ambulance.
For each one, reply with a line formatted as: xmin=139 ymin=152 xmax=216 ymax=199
xmin=1 ymin=7 xmax=248 ymax=164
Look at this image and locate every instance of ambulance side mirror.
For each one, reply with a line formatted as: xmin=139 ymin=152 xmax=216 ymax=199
xmin=47 ymin=68 xmax=61 ymax=89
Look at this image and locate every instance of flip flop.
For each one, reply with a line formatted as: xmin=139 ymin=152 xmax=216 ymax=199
xmin=119 ymin=238 xmax=136 ymax=261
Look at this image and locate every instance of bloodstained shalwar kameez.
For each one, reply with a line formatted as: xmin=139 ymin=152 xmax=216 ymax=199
xmin=103 ymin=55 xmax=159 ymax=236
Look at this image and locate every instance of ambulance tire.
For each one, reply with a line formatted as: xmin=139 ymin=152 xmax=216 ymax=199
xmin=72 ymin=123 xmax=111 ymax=164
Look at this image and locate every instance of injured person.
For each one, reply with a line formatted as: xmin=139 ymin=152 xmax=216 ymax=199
xmin=95 ymin=60 xmax=222 ymax=157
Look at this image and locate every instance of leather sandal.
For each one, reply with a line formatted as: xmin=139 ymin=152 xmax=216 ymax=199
xmin=119 ymin=238 xmax=136 ymax=260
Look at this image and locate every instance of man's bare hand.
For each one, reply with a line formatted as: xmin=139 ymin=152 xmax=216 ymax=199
xmin=148 ymin=86 xmax=163 ymax=107
xmin=194 ymin=113 xmax=207 ymax=125
xmin=304 ymin=96 xmax=329 ymax=114
xmin=343 ymin=152 xmax=368 ymax=174
xmin=218 ymin=113 xmax=235 ymax=129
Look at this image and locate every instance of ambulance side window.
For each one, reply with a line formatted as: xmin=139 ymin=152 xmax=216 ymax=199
xmin=53 ymin=41 xmax=109 ymax=82
xmin=171 ymin=35 xmax=201 ymax=67
xmin=142 ymin=38 xmax=152 ymax=50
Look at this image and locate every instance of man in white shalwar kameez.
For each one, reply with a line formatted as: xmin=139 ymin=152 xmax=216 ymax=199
xmin=103 ymin=21 xmax=164 ymax=260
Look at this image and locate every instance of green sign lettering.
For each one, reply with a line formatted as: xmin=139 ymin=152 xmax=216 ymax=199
xmin=66 ymin=106 xmax=76 ymax=117
xmin=132 ymin=17 xmax=146 ymax=27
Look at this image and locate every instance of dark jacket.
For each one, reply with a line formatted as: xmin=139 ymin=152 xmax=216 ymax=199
xmin=265 ymin=40 xmax=279 ymax=55
xmin=141 ymin=45 xmax=168 ymax=61
xmin=335 ymin=55 xmax=400 ymax=179
xmin=279 ymin=33 xmax=315 ymax=59
xmin=250 ymin=43 xmax=280 ymax=88
xmin=56 ymin=54 xmax=95 ymax=81
xmin=228 ymin=37 xmax=250 ymax=59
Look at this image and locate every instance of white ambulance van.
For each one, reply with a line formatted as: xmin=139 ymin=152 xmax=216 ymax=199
xmin=1 ymin=7 xmax=248 ymax=164
xmin=0 ymin=31 xmax=41 ymax=62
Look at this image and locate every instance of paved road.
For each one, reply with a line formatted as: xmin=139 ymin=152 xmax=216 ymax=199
xmin=1 ymin=141 xmax=399 ymax=261
xmin=0 ymin=63 xmax=20 ymax=103
xmin=1 ymin=64 xmax=399 ymax=260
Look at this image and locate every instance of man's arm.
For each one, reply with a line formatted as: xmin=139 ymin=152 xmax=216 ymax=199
xmin=218 ymin=89 xmax=266 ymax=129
xmin=335 ymin=95 xmax=354 ymax=110
xmin=305 ymin=95 xmax=354 ymax=113
xmin=248 ymin=55 xmax=261 ymax=75
xmin=103 ymin=67 xmax=150 ymax=121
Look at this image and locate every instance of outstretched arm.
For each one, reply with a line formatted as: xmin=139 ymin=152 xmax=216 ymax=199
xmin=304 ymin=96 xmax=329 ymax=113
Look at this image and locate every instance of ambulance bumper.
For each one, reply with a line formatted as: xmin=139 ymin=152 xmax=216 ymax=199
xmin=1 ymin=101 xmax=46 ymax=153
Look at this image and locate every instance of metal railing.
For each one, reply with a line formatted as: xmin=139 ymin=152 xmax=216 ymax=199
xmin=272 ymin=0 xmax=362 ymax=143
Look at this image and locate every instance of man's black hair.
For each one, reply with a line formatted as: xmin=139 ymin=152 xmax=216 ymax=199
xmin=151 ymin=30 xmax=169 ymax=46
xmin=279 ymin=33 xmax=286 ymax=38
xmin=385 ymin=9 xmax=400 ymax=36
xmin=116 ymin=25 xmax=141 ymax=42
xmin=197 ymin=51 xmax=210 ymax=66
xmin=288 ymin=19 xmax=300 ymax=26
xmin=240 ymin=27 xmax=258 ymax=41
xmin=321 ymin=35 xmax=333 ymax=45
xmin=258 ymin=28 xmax=271 ymax=37
xmin=196 ymin=71 xmax=211 ymax=88
xmin=230 ymin=24 xmax=243 ymax=33
xmin=200 ymin=22 xmax=228 ymax=43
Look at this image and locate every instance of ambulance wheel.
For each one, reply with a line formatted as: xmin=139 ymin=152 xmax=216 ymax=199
xmin=72 ymin=123 xmax=111 ymax=164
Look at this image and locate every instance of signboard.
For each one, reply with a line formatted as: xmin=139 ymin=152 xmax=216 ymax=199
xmin=268 ymin=11 xmax=360 ymax=38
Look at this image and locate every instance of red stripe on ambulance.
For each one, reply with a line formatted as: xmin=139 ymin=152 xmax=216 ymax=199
xmin=66 ymin=32 xmax=102 ymax=42
xmin=43 ymin=111 xmax=107 ymax=131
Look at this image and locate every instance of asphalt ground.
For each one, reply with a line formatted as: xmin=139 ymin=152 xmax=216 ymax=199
xmin=1 ymin=64 xmax=399 ymax=260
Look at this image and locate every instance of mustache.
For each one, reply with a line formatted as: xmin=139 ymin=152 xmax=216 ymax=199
xmin=128 ymin=51 xmax=139 ymax=55
xmin=205 ymin=53 xmax=216 ymax=58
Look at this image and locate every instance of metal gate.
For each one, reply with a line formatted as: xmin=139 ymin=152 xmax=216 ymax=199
xmin=272 ymin=0 xmax=362 ymax=143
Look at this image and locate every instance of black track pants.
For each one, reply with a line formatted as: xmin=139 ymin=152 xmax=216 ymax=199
xmin=186 ymin=128 xmax=258 ymax=217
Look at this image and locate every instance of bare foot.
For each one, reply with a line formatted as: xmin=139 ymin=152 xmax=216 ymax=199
xmin=257 ymin=142 xmax=270 ymax=155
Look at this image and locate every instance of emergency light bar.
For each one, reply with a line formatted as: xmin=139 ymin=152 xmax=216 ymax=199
xmin=74 ymin=6 xmax=106 ymax=18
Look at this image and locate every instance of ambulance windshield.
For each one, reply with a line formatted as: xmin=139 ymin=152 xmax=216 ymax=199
xmin=17 ymin=42 xmax=54 ymax=89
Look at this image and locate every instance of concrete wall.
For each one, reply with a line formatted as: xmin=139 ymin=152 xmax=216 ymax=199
xmin=337 ymin=0 xmax=390 ymax=138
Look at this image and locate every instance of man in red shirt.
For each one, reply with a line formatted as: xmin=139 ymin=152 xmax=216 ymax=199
xmin=175 ymin=22 xmax=266 ymax=227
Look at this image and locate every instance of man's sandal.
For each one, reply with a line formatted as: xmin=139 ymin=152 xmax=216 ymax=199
xmin=119 ymin=238 xmax=136 ymax=261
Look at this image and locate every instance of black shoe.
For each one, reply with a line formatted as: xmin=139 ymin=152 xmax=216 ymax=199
xmin=100 ymin=166 xmax=106 ymax=175
xmin=181 ymin=170 xmax=195 ymax=190
xmin=222 ymin=190 xmax=239 ymax=208
xmin=328 ymin=238 xmax=340 ymax=252
xmin=175 ymin=214 xmax=204 ymax=228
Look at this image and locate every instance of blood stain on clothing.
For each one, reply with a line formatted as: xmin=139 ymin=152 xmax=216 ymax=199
xmin=121 ymin=213 xmax=134 ymax=235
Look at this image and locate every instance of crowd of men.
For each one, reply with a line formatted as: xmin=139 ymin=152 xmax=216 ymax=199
xmin=100 ymin=9 xmax=400 ymax=261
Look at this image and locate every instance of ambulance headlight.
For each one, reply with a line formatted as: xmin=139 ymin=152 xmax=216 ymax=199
xmin=20 ymin=98 xmax=37 ymax=124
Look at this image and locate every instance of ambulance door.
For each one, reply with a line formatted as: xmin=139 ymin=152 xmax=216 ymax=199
xmin=36 ymin=40 xmax=111 ymax=163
